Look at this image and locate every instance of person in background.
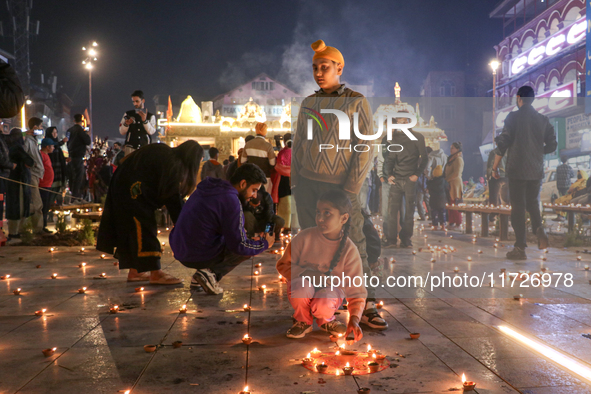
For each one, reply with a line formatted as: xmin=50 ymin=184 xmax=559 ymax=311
xmin=112 ymin=142 xmax=125 ymax=167
xmin=223 ymin=155 xmax=235 ymax=174
xmin=67 ymin=114 xmax=90 ymax=199
xmin=5 ymin=128 xmax=34 ymax=243
xmin=426 ymin=142 xmax=447 ymax=179
xmin=272 ymin=133 xmax=292 ymax=234
xmin=444 ymin=142 xmax=464 ymax=228
xmin=39 ymin=138 xmax=55 ymax=233
xmin=556 ymin=156 xmax=575 ymax=197
xmin=243 ymin=185 xmax=284 ymax=239
xmin=226 ymin=148 xmax=243 ymax=180
xmin=427 ymin=165 xmax=447 ymax=230
xmin=201 ymin=147 xmax=225 ymax=180
xmin=24 ymin=117 xmax=44 ymax=234
xmin=492 ymin=85 xmax=557 ymax=260
xmin=241 ymin=123 xmax=276 ymax=192
xmin=118 ymin=90 xmax=156 ymax=156
xmin=45 ymin=127 xmax=67 ymax=207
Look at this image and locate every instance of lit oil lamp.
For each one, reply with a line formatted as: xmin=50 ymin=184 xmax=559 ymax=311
xmin=302 ymin=353 xmax=314 ymax=366
xmin=478 ymin=249 xmax=483 ymax=254
xmin=99 ymin=272 xmax=107 ymax=278
xmin=389 ymin=257 xmax=396 ymax=264
xmin=0 ymin=274 xmax=10 ymax=280
xmin=79 ymin=262 xmax=87 ymax=268
xmin=239 ymin=386 xmax=251 ymax=394
xmin=48 ymin=247 xmax=55 ymax=253
xmin=243 ymin=304 xmax=251 ymax=312
xmin=100 ymin=254 xmax=106 ymax=259
xmin=342 ymin=362 xmax=354 ymax=375
xmin=79 ymin=247 xmax=85 ymax=253
xmin=577 ymin=256 xmax=582 ymax=261
xmin=412 ymin=250 xmax=417 ymax=255
xmin=135 ymin=287 xmax=144 ymax=292
xmin=179 ymin=305 xmax=187 ymax=314
xmin=35 ymin=308 xmax=47 ymax=316
xmin=258 ymin=284 xmax=267 ymax=291
xmin=310 ymin=348 xmax=321 ymax=358
xmin=51 ymin=273 xmax=58 ymax=279
xmin=467 ymin=256 xmax=472 ymax=261
xmin=454 ymin=267 xmax=459 ymax=273
xmin=462 ymin=373 xmax=476 ymax=391
xmin=166 ymin=227 xmax=169 ymax=231
xmin=110 ymin=305 xmax=119 ymax=314
xmin=330 ymin=333 xmax=343 ymax=342
xmin=254 ymin=270 xmax=260 ymax=276
xmin=254 ymin=263 xmax=262 ymax=268
xmin=430 ymin=258 xmax=436 ymax=263
xmin=242 ymin=334 xmax=253 ymax=345
xmin=514 ymin=294 xmax=523 ymax=300
xmin=78 ymin=287 xmax=87 ymax=294
xmin=42 ymin=347 xmax=57 ymax=357
xmin=367 ymin=344 xmax=378 ymax=355
xmin=377 ymin=300 xmax=384 ymax=309
xmin=278 ymin=274 xmax=287 ymax=283
xmin=585 ymin=265 xmax=589 ymax=271
xmin=494 ymin=243 xmax=499 ymax=248
xmin=13 ymin=288 xmax=21 ymax=295
xmin=316 ymin=361 xmax=328 ymax=373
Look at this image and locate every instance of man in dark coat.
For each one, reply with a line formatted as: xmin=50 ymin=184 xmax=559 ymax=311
xmin=67 ymin=114 xmax=91 ymax=199
xmin=492 ymin=85 xmax=558 ymax=260
xmin=0 ymin=60 xmax=24 ymax=118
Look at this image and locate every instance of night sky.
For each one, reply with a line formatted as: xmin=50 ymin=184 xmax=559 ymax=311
xmin=1 ymin=0 xmax=502 ymax=139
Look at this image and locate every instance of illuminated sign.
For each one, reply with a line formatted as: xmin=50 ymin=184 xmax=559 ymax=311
xmin=495 ymin=81 xmax=576 ymax=128
xmin=511 ymin=17 xmax=586 ymax=76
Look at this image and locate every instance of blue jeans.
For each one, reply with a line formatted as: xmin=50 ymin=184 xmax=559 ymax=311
xmin=387 ymin=178 xmax=416 ymax=244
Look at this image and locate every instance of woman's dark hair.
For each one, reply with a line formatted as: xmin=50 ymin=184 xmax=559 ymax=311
xmin=451 ymin=141 xmax=462 ymax=152
xmin=283 ymin=132 xmax=292 ymax=148
xmin=6 ymin=128 xmax=24 ymax=147
xmin=229 ymin=163 xmax=267 ymax=186
xmin=171 ymin=140 xmax=204 ymax=196
xmin=317 ymin=189 xmax=353 ymax=274
xmin=45 ymin=127 xmax=57 ymax=140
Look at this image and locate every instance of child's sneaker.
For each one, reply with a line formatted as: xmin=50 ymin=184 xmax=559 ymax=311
xmin=286 ymin=321 xmax=312 ymax=339
xmin=320 ymin=320 xmax=347 ymax=336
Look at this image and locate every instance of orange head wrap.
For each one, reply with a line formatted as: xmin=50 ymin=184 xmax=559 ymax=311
xmin=255 ymin=122 xmax=268 ymax=136
xmin=311 ymin=40 xmax=344 ymax=66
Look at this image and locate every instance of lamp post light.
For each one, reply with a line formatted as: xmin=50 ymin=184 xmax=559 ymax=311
xmin=82 ymin=41 xmax=98 ymax=142
xmin=490 ymin=60 xmax=500 ymax=148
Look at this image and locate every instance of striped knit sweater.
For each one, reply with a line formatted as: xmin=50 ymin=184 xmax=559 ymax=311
xmin=292 ymin=85 xmax=374 ymax=194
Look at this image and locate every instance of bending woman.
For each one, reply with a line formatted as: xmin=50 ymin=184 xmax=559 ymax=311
xmin=97 ymin=141 xmax=203 ymax=284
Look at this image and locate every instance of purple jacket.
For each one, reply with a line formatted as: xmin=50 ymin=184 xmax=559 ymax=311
xmin=170 ymin=177 xmax=268 ymax=262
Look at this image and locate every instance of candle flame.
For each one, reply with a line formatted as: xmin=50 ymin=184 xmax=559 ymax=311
xmin=367 ymin=344 xmax=371 ymax=351
xmin=346 ymin=362 xmax=350 ymax=367
xmin=244 ymin=386 xmax=249 ymax=391
xmin=340 ymin=343 xmax=345 ymax=349
xmin=82 ymin=263 xmax=86 ymax=266
xmin=462 ymin=373 xmax=466 ymax=383
xmin=335 ymin=350 xmax=340 ymax=356
xmin=17 ymin=288 xmax=21 ymax=291
xmin=52 ymin=347 xmax=57 ymax=351
xmin=243 ymin=334 xmax=249 ymax=339
xmin=335 ymin=369 xmax=340 ymax=376
xmin=321 ymin=361 xmax=325 ymax=365
xmin=182 ymin=305 xmax=186 ymax=309
xmin=313 ymin=348 xmax=318 ymax=352
xmin=307 ymin=353 xmax=311 ymax=358
xmin=337 ymin=333 xmax=342 ymax=337
xmin=42 ymin=309 xmax=47 ymax=312
xmin=82 ymin=287 xmax=87 ymax=291
xmin=372 ymin=353 xmax=377 ymax=359
xmin=244 ymin=304 xmax=248 ymax=308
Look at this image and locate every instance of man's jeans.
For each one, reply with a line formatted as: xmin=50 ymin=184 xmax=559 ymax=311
xmin=381 ymin=180 xmax=390 ymax=237
xmin=387 ymin=178 xmax=417 ymax=244
xmin=416 ymin=190 xmax=428 ymax=220
xmin=70 ymin=157 xmax=85 ymax=199
xmin=293 ymin=177 xmax=375 ymax=300
xmin=508 ymin=178 xmax=543 ymax=249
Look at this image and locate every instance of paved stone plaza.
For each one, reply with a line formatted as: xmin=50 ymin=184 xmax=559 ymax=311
xmin=1 ymin=224 xmax=591 ymax=394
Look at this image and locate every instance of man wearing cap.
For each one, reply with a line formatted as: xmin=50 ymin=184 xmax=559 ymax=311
xmin=292 ymin=40 xmax=388 ymax=331
xmin=39 ymin=138 xmax=56 ymax=233
xmin=240 ymin=122 xmax=276 ymax=192
xmin=492 ymin=85 xmax=557 ymax=260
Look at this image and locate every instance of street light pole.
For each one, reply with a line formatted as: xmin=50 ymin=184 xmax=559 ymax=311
xmin=490 ymin=60 xmax=500 ymax=148
xmin=82 ymin=41 xmax=98 ymax=144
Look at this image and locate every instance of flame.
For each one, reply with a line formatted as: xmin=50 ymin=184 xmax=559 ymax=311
xmin=340 ymin=343 xmax=345 ymax=349
xmin=346 ymin=362 xmax=350 ymax=367
xmin=82 ymin=287 xmax=87 ymax=291
xmin=335 ymin=369 xmax=340 ymax=376
xmin=52 ymin=347 xmax=57 ymax=351
xmin=462 ymin=373 xmax=466 ymax=383
xmin=244 ymin=386 xmax=249 ymax=391
xmin=244 ymin=304 xmax=248 ymax=308
xmin=17 ymin=288 xmax=21 ymax=291
xmin=312 ymin=348 xmax=318 ymax=353
xmin=335 ymin=350 xmax=340 ymax=356
xmin=182 ymin=304 xmax=186 ymax=309
xmin=307 ymin=353 xmax=311 ymax=358
xmin=140 ymin=287 xmax=144 ymax=291
xmin=243 ymin=334 xmax=249 ymax=339
xmin=42 ymin=309 xmax=47 ymax=313
xmin=367 ymin=344 xmax=371 ymax=352
xmin=372 ymin=353 xmax=377 ymax=359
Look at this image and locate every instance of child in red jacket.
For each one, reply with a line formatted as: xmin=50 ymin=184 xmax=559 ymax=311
xmin=39 ymin=138 xmax=55 ymax=233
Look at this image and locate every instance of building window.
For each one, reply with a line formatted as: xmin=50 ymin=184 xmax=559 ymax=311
xmin=439 ymin=80 xmax=456 ymax=97
xmin=251 ymin=81 xmax=275 ymax=91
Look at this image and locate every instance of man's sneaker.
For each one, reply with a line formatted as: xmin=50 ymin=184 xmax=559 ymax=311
xmin=506 ymin=247 xmax=527 ymax=260
xmin=191 ymin=269 xmax=223 ymax=294
xmin=42 ymin=228 xmax=53 ymax=234
xmin=361 ymin=301 xmax=388 ymax=330
xmin=536 ymin=227 xmax=549 ymax=250
xmin=286 ymin=321 xmax=313 ymax=339
xmin=320 ymin=320 xmax=347 ymax=336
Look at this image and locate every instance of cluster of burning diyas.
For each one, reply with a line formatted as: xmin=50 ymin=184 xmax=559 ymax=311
xmin=301 ymin=343 xmax=387 ymax=376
